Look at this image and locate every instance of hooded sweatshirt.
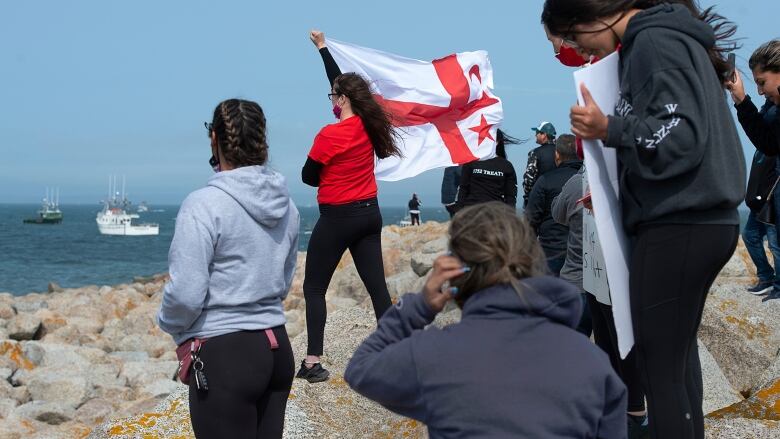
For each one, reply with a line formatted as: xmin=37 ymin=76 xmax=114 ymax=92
xmin=158 ymin=166 xmax=300 ymax=345
xmin=604 ymin=4 xmax=745 ymax=233
xmin=345 ymin=277 xmax=627 ymax=439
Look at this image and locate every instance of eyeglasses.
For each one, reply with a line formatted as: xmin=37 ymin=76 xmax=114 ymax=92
xmin=327 ymin=92 xmax=340 ymax=101
xmin=561 ymin=37 xmax=581 ymax=50
xmin=204 ymin=121 xmax=213 ymax=137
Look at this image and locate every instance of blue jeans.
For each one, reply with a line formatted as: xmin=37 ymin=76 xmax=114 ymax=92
xmin=742 ymin=210 xmax=780 ymax=285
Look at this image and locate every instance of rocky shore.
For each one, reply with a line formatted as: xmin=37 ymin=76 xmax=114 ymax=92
xmin=0 ymin=221 xmax=776 ymax=438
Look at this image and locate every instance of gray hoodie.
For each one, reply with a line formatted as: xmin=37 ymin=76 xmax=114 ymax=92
xmin=605 ymin=4 xmax=745 ymax=233
xmin=552 ymin=167 xmax=585 ymax=289
xmin=158 ymin=166 xmax=299 ymax=345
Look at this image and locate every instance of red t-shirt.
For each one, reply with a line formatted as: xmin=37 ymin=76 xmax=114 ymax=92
xmin=308 ymin=116 xmax=378 ymax=205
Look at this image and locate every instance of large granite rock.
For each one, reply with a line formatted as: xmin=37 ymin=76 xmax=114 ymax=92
xmin=700 ymin=280 xmax=780 ymax=395
xmin=700 ymin=342 xmax=743 ymax=414
xmin=0 ymin=227 xmax=777 ymax=437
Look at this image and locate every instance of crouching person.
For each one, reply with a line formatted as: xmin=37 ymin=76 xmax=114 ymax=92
xmin=344 ymin=202 xmax=626 ymax=438
xmin=158 ymin=99 xmax=300 ymax=439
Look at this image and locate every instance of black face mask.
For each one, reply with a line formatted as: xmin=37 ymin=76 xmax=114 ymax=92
xmin=209 ymin=155 xmax=220 ymax=173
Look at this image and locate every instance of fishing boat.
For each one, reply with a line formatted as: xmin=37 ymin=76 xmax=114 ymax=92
xmin=23 ymin=188 xmax=63 ymax=224
xmin=96 ymin=176 xmax=159 ymax=236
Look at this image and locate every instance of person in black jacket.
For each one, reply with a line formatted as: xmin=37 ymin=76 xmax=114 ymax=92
xmin=440 ymin=166 xmax=461 ymax=218
xmin=522 ymin=121 xmax=557 ymax=207
xmin=726 ymin=39 xmax=780 ymax=157
xmin=726 ymin=39 xmax=780 ymax=301
xmin=408 ymin=194 xmax=421 ymax=226
xmin=525 ymin=134 xmax=582 ymax=276
xmin=544 ymin=2 xmax=745 ymax=438
xmin=455 ymin=130 xmax=521 ymax=210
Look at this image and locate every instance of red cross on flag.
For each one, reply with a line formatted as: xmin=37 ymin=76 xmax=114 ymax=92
xmin=327 ymin=38 xmax=504 ymax=181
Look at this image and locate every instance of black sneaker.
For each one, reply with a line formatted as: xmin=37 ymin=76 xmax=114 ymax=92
xmin=762 ymin=289 xmax=780 ymax=303
xmin=747 ymin=281 xmax=773 ymax=296
xmin=296 ymin=360 xmax=330 ymax=383
xmin=627 ymin=414 xmax=650 ymax=439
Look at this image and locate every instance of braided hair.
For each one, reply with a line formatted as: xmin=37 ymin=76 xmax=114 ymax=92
xmin=211 ymin=99 xmax=269 ymax=167
xmin=448 ymin=202 xmax=547 ymax=308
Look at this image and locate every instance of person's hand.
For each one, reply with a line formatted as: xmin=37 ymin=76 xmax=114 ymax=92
xmin=725 ymin=70 xmax=746 ymax=105
xmin=571 ymin=84 xmax=609 ymax=141
xmin=422 ymin=255 xmax=469 ymax=313
xmin=310 ymin=30 xmax=326 ymax=49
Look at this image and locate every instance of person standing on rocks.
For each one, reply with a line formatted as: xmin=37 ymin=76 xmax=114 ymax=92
xmin=525 ymin=134 xmax=583 ymax=276
xmin=726 ymin=39 xmax=780 ymax=302
xmin=544 ymin=1 xmax=745 ymax=438
xmin=522 ymin=121 xmax=557 ymax=207
xmin=441 ymin=166 xmax=462 ymax=218
xmin=299 ymin=30 xmax=402 ymax=383
xmin=157 ymin=99 xmax=300 ymax=439
xmin=408 ymin=193 xmax=422 ymax=226
xmin=454 ymin=129 xmax=521 ymax=211
xmin=345 ymin=202 xmax=627 ymax=438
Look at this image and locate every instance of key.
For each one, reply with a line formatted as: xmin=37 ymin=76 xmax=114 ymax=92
xmin=193 ymin=358 xmax=208 ymax=391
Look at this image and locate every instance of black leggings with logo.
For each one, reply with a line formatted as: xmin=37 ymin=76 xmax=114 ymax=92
xmin=630 ymin=224 xmax=738 ymax=439
xmin=304 ymin=198 xmax=392 ymax=356
xmin=189 ymin=327 xmax=294 ymax=439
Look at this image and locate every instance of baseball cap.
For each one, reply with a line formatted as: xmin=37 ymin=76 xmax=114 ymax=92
xmin=531 ymin=121 xmax=557 ymax=137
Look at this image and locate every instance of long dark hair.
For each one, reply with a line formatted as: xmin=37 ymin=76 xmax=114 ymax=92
xmin=211 ymin=99 xmax=268 ymax=167
xmin=333 ymin=73 xmax=402 ymax=159
xmin=749 ymin=40 xmax=780 ymax=74
xmin=495 ymin=129 xmax=525 ymax=159
xmin=541 ymin=0 xmax=738 ymax=85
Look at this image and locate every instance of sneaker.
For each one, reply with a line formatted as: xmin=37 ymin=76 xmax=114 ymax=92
xmin=747 ymin=281 xmax=773 ymax=296
xmin=296 ymin=360 xmax=330 ymax=383
xmin=762 ymin=289 xmax=780 ymax=303
xmin=627 ymin=414 xmax=650 ymax=439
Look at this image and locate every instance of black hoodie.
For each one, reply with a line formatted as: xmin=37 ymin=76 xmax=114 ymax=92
xmin=604 ymin=4 xmax=746 ymax=233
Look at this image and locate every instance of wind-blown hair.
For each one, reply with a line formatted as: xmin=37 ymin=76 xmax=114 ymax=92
xmin=333 ymin=73 xmax=402 ymax=159
xmin=448 ymin=202 xmax=546 ymax=308
xmin=541 ymin=0 xmax=738 ymax=85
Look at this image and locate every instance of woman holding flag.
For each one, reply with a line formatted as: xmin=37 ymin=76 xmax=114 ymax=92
xmin=297 ymin=30 xmax=401 ymax=383
xmin=542 ymin=1 xmax=744 ymax=438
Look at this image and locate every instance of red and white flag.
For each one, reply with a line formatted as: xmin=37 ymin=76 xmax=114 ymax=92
xmin=327 ymin=38 xmax=504 ymax=181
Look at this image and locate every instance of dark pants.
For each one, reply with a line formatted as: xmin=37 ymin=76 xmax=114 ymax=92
xmin=189 ymin=327 xmax=294 ymax=439
xmin=303 ymin=198 xmax=392 ymax=356
xmin=575 ymin=293 xmax=593 ymax=336
xmin=545 ymin=252 xmax=566 ymax=277
xmin=586 ymin=294 xmax=646 ymax=413
xmin=742 ymin=210 xmax=780 ymax=286
xmin=630 ymin=224 xmax=738 ymax=439
xmin=445 ymin=204 xmax=457 ymax=218
xmin=410 ymin=212 xmax=420 ymax=225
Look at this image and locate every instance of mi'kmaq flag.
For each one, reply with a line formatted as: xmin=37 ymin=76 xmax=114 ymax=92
xmin=327 ymin=39 xmax=504 ymax=181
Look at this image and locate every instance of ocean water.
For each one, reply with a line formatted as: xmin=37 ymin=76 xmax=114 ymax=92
xmin=0 ymin=203 xmax=451 ymax=295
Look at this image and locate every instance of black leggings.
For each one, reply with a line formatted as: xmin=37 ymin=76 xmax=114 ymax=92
xmin=304 ymin=198 xmax=392 ymax=356
xmin=630 ymin=224 xmax=738 ymax=439
xmin=586 ymin=294 xmax=645 ymax=413
xmin=189 ymin=327 xmax=294 ymax=439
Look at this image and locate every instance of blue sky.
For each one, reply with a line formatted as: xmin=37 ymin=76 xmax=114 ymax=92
xmin=1 ymin=1 xmax=777 ymax=207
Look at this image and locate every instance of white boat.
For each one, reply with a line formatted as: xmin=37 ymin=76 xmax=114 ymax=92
xmin=97 ymin=176 xmax=159 ymax=236
xmin=398 ymin=214 xmax=412 ymax=227
xmin=137 ymin=202 xmax=149 ymax=213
